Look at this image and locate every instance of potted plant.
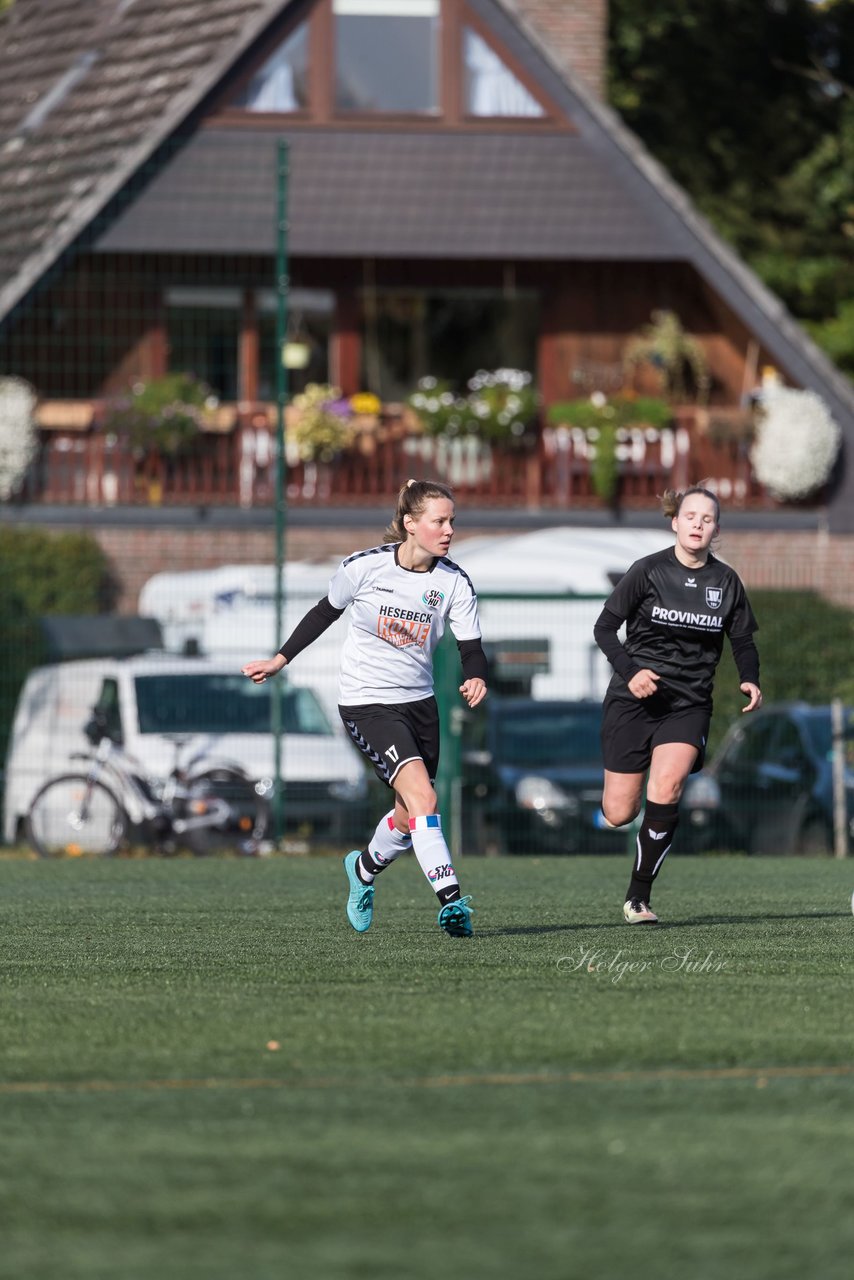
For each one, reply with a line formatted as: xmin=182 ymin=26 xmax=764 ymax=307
xmin=286 ymin=383 xmax=356 ymax=463
xmin=623 ymin=310 xmax=710 ymax=405
xmin=407 ymin=369 xmax=539 ymax=448
xmin=0 ymin=376 xmax=38 ymax=500
xmin=546 ymin=392 xmax=672 ymax=503
xmin=750 ymin=384 xmax=841 ymax=501
xmin=103 ymin=373 xmax=218 ymax=460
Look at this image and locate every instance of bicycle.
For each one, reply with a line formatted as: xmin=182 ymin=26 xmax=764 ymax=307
xmin=26 ymin=711 xmax=271 ymax=858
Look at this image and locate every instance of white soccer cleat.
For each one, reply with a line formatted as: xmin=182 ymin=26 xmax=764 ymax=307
xmin=623 ymin=898 xmax=659 ymax=925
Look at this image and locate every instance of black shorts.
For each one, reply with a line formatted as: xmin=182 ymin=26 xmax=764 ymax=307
xmin=601 ymin=696 xmax=710 ymax=775
xmin=338 ymin=696 xmax=440 ymax=787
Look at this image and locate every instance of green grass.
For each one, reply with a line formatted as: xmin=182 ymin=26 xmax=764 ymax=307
xmin=1 ymin=854 xmax=853 ymax=1279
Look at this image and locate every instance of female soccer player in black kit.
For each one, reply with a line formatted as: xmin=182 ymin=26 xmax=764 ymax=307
xmin=593 ymin=487 xmax=762 ymax=924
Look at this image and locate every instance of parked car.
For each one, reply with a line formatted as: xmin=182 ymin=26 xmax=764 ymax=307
xmin=459 ymin=697 xmax=630 ymax=855
xmin=3 ymin=654 xmax=370 ymax=847
xmin=680 ymin=702 xmax=854 ymax=855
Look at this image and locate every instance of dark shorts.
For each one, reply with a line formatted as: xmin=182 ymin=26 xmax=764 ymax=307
xmin=601 ymin=696 xmax=710 ymax=775
xmin=338 ymin=696 xmax=440 ymax=788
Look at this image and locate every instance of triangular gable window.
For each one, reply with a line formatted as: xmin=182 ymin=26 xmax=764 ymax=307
xmin=464 ymin=27 xmax=544 ymax=118
xmin=234 ymin=21 xmax=309 ymax=112
xmin=334 ymin=0 xmax=440 ymax=114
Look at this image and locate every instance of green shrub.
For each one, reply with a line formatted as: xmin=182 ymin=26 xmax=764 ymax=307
xmin=0 ymin=529 xmax=116 ymax=768
xmin=710 ymin=589 xmax=854 ymax=750
xmin=0 ymin=527 xmax=117 ymax=615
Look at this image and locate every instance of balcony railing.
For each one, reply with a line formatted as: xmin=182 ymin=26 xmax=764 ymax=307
xmin=16 ymin=402 xmax=769 ymax=510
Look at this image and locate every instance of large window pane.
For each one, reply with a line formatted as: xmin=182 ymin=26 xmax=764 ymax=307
xmin=334 ymin=0 xmax=439 ymax=113
xmin=464 ymin=28 xmax=544 ymax=117
xmin=234 ymin=23 xmax=309 ymax=112
xmin=166 ymin=293 xmax=240 ymax=400
xmin=361 ymin=290 xmax=539 ymax=401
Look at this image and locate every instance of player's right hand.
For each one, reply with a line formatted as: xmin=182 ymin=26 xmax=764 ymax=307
xmin=241 ymin=655 xmax=287 ymax=684
xmin=627 ymin=668 xmax=660 ymax=699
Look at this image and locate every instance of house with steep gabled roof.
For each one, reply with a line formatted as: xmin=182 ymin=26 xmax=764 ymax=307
xmin=1 ymin=0 xmax=853 ymax=528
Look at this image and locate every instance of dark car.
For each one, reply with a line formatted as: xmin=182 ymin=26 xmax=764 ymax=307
xmin=459 ymin=697 xmax=630 ymax=855
xmin=680 ymin=702 xmax=854 ymax=855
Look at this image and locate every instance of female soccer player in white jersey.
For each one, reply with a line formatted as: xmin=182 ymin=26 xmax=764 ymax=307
xmin=593 ymin=486 xmax=762 ymax=925
xmin=242 ymin=479 xmax=488 ymax=938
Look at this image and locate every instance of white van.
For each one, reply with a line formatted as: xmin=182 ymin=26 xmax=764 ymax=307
xmin=3 ymin=653 xmax=369 ymax=845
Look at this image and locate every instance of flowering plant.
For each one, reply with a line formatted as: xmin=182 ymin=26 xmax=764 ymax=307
xmin=407 ymin=369 xmax=538 ymax=445
xmin=103 ymin=373 xmax=217 ymax=457
xmin=0 ymin=376 xmax=38 ymax=499
xmin=288 ymin=383 xmax=355 ymax=462
xmin=349 ymin=391 xmax=382 ymax=417
xmin=750 ymin=385 xmax=841 ymax=500
xmin=546 ymin=393 xmax=671 ymax=501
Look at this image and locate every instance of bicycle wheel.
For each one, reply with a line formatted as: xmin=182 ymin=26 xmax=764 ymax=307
xmin=181 ymin=770 xmax=270 ymax=857
xmin=27 ymin=774 xmax=127 ymax=858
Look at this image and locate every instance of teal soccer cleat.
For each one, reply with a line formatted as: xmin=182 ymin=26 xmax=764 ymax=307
xmin=437 ymin=895 xmax=474 ymax=938
xmin=343 ymin=850 xmax=374 ymax=932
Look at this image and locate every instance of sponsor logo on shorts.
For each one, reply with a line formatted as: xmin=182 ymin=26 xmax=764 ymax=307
xmin=428 ymin=863 xmax=455 ymax=882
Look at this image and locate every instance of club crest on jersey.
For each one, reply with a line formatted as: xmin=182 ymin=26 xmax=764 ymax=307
xmin=422 ymin=588 xmax=444 ymax=609
xmin=705 ymin=587 xmax=722 ymax=609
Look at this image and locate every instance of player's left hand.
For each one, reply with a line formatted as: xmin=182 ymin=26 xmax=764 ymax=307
xmin=460 ymin=678 xmax=487 ymax=708
xmin=740 ymin=682 xmax=762 ymax=713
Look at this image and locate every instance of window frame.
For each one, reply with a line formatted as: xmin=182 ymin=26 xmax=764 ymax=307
xmin=209 ymin=0 xmax=571 ymax=133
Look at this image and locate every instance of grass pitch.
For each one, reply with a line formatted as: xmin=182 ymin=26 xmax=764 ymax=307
xmin=1 ymin=853 xmax=853 ymax=1280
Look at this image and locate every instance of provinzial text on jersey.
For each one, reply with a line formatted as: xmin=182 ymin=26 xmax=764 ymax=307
xmin=651 ymin=606 xmax=724 ymax=628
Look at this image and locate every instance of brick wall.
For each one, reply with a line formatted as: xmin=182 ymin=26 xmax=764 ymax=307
xmin=87 ymin=524 xmax=854 ymax=615
xmin=510 ymin=0 xmax=607 ymax=99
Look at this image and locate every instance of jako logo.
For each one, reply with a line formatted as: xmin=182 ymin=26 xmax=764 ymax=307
xmin=422 ymin=589 xmax=444 ymax=608
xmin=428 ymin=863 xmax=455 ymax=882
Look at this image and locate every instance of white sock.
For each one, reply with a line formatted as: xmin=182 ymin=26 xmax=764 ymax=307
xmin=357 ymin=810 xmax=412 ymax=882
xmin=409 ymin=814 xmax=460 ymax=901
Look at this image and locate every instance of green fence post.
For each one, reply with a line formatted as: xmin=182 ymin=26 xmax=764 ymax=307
xmin=272 ymin=137 xmax=289 ymax=846
xmin=432 ymin=632 xmax=462 ymax=857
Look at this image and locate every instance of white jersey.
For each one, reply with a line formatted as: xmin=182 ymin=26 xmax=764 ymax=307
xmin=328 ymin=543 xmax=482 ymax=705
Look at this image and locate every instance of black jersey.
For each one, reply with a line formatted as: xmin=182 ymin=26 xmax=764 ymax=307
xmin=595 ymin=547 xmax=758 ymax=711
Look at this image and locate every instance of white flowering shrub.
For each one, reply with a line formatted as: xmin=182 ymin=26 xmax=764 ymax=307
xmin=750 ymin=385 xmax=841 ymax=500
xmin=0 ymin=377 xmax=38 ymax=500
xmin=408 ymin=369 xmax=538 ymax=445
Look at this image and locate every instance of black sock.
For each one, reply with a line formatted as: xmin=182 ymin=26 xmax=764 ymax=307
xmin=356 ymin=849 xmax=388 ymax=884
xmin=436 ymin=883 xmax=462 ymax=907
xmin=626 ymin=799 xmax=680 ymax=905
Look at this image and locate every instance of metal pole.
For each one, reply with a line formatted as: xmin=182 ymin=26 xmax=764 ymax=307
xmin=273 ymin=138 xmax=290 ymax=845
xmin=831 ymin=697 xmax=848 ymax=859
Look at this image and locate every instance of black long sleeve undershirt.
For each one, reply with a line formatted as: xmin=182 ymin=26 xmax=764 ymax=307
xmin=457 ymin=638 xmax=489 ymax=683
xmin=277 ymin=596 xmax=345 ymax=663
xmin=729 ymin=632 xmax=760 ymax=687
xmin=592 ymin=605 xmax=640 ymax=684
